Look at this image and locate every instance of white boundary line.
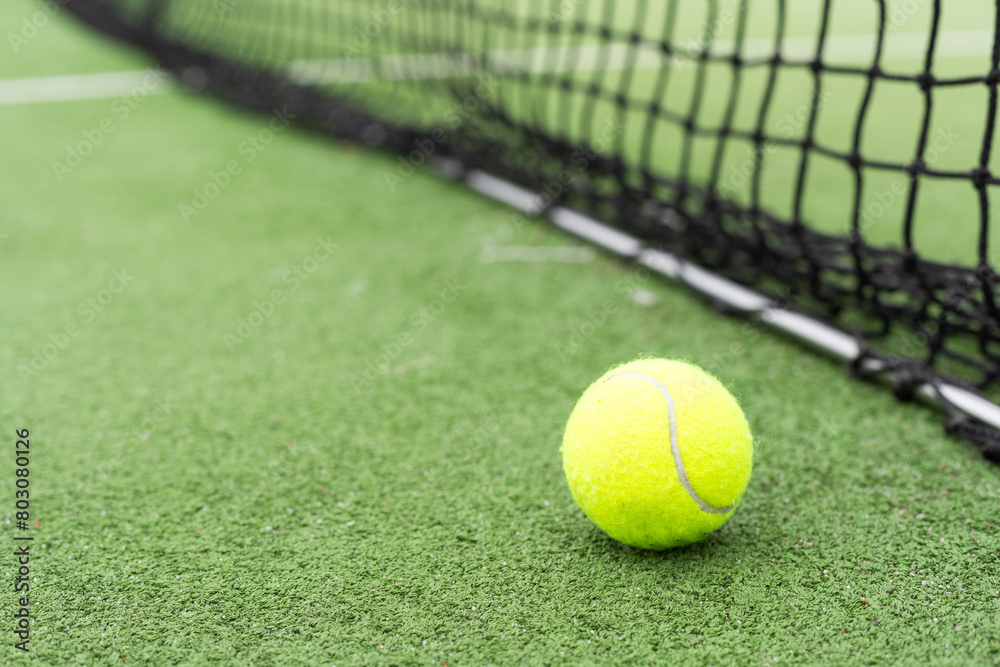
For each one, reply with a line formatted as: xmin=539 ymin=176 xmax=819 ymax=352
xmin=0 ymin=28 xmax=993 ymax=105
xmin=463 ymin=166 xmax=1000 ymax=444
xmin=286 ymin=28 xmax=998 ymax=85
xmin=0 ymin=70 xmax=171 ymax=106
xmin=3 ymin=23 xmax=997 ymax=451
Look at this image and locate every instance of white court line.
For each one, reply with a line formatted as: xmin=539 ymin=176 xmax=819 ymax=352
xmin=289 ymin=28 xmax=998 ymax=84
xmin=714 ymin=27 xmax=995 ymax=62
xmin=0 ymin=28 xmax=992 ymax=105
xmin=0 ymin=69 xmax=171 ymax=106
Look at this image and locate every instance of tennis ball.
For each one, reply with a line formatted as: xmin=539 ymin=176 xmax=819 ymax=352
xmin=561 ymin=358 xmax=753 ymax=549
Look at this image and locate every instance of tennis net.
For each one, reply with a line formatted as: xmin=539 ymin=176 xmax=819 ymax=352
xmin=62 ymin=0 xmax=1000 ymax=458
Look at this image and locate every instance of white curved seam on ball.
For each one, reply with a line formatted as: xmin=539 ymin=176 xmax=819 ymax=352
xmin=608 ymin=371 xmax=735 ymax=515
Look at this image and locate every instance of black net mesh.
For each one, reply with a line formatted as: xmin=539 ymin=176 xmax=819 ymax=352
xmin=62 ymin=0 xmax=1000 ymax=457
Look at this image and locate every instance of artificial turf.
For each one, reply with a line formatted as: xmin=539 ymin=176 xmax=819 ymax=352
xmin=2 ymin=2 xmax=999 ymax=664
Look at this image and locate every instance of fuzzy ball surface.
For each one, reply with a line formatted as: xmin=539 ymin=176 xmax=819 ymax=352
xmin=562 ymin=358 xmax=753 ymax=549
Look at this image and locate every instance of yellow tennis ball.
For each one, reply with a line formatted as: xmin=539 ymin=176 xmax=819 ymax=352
xmin=561 ymin=358 xmax=753 ymax=549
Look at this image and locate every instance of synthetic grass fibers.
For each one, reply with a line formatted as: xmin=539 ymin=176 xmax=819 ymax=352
xmin=563 ymin=359 xmax=753 ymax=549
xmin=3 ymin=1 xmax=1000 ymax=662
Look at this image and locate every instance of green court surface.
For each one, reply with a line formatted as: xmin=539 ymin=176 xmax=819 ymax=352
xmin=2 ymin=0 xmax=1000 ymax=664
